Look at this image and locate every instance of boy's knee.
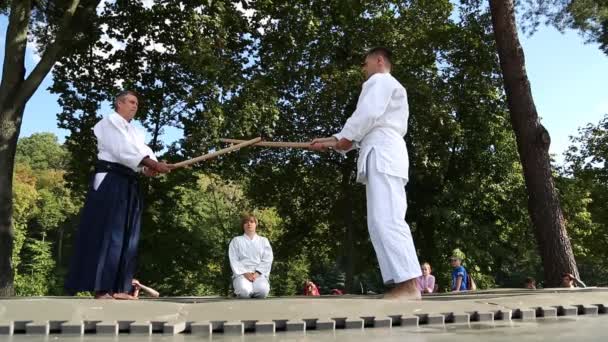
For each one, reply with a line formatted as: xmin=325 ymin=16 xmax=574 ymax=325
xmin=234 ymin=278 xmax=254 ymax=298
xmin=254 ymin=282 xmax=270 ymax=298
xmin=254 ymin=289 xmax=269 ymax=298
xmin=235 ymin=288 xmax=253 ymax=298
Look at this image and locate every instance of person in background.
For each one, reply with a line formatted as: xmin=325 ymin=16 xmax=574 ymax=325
xmin=304 ymin=280 xmax=321 ymax=296
xmin=525 ymin=277 xmax=536 ymax=289
xmin=131 ymin=279 xmax=160 ymax=298
xmin=561 ymin=273 xmax=586 ymax=288
xmin=416 ymin=262 xmax=436 ymax=294
xmin=450 ymin=256 xmax=468 ymax=292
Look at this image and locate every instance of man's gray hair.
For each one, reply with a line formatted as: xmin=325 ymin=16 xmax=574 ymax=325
xmin=114 ymin=90 xmax=139 ymax=107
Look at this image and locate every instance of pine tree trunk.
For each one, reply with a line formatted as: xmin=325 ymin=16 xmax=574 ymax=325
xmin=489 ymin=0 xmax=579 ymax=286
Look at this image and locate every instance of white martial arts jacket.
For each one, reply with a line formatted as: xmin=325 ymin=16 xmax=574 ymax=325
xmin=334 ymin=72 xmax=409 ymax=184
xmin=92 ymin=112 xmax=157 ymax=188
xmin=228 ymin=234 xmax=274 ymax=278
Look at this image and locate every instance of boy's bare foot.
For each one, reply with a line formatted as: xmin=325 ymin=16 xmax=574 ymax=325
xmin=383 ymin=279 xmax=421 ymax=300
xmin=112 ymin=292 xmax=138 ymax=300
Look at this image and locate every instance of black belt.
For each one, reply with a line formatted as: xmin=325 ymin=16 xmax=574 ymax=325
xmin=95 ymin=160 xmax=138 ymax=180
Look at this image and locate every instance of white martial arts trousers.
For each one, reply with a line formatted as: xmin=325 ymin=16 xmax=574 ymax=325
xmin=365 ymin=149 xmax=421 ymax=285
xmin=233 ymin=275 xmax=270 ymax=298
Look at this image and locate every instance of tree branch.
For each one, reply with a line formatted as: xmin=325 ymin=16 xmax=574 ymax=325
xmin=0 ymin=0 xmax=32 ymax=109
xmin=15 ymin=0 xmax=101 ymax=107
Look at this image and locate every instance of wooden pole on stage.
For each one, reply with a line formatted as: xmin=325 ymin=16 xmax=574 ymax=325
xmin=171 ymin=137 xmax=262 ymax=169
xmin=220 ymin=138 xmax=330 ymax=149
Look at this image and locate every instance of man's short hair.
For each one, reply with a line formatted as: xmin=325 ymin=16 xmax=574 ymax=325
xmin=366 ymin=47 xmax=393 ymax=66
xmin=241 ymin=213 xmax=258 ymax=226
xmin=114 ymin=90 xmax=139 ymax=107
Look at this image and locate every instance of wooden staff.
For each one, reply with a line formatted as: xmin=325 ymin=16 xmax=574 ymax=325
xmin=171 ymin=137 xmax=262 ymax=169
xmin=220 ymin=138 xmax=328 ymax=149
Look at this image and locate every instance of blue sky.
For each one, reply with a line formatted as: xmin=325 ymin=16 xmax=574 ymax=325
xmin=1 ymin=16 xmax=606 ymax=165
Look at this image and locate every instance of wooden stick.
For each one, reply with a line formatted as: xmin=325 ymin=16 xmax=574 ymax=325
xmin=220 ymin=138 xmax=316 ymax=149
xmin=171 ymin=137 xmax=262 ymax=169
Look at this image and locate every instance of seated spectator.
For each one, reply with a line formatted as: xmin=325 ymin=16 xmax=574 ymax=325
xmin=561 ymin=273 xmax=586 ymax=288
xmin=229 ymin=214 xmax=274 ymax=299
xmin=111 ymin=278 xmax=159 ymax=300
xmin=524 ymin=277 xmax=536 ymax=289
xmin=450 ymin=256 xmax=468 ymax=292
xmin=131 ymin=279 xmax=160 ymax=298
xmin=304 ymin=280 xmax=320 ymax=296
xmin=416 ymin=262 xmax=436 ymax=294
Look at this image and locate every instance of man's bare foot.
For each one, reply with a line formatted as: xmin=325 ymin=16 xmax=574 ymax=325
xmin=94 ymin=292 xmax=113 ymax=299
xmin=112 ymin=292 xmax=138 ymax=300
xmin=383 ymin=279 xmax=421 ymax=300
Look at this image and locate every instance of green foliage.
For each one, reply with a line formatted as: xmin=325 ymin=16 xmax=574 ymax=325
xmin=521 ymin=0 xmax=608 ymax=55
xmin=271 ymin=256 xmax=311 ymax=296
xmin=12 ymin=134 xmax=80 ymax=296
xmin=15 ymin=133 xmax=68 ymax=171
xmin=12 ymin=164 xmax=39 ymax=272
xmin=0 ymin=1 xmax=9 ymax=14
xmin=313 ymin=262 xmax=349 ymax=294
xmin=14 ymin=238 xmax=57 ymax=296
xmin=469 ymin=271 xmax=496 ymax=290
xmin=558 ymin=114 xmax=608 ymax=286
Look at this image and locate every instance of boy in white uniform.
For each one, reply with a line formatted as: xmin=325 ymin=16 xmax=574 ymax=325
xmin=229 ymin=214 xmax=274 ymax=298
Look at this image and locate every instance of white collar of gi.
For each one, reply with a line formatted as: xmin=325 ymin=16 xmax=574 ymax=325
xmin=366 ymin=71 xmax=390 ymax=82
xmin=243 ymin=233 xmax=258 ymax=241
xmin=112 ymin=111 xmax=132 ymax=124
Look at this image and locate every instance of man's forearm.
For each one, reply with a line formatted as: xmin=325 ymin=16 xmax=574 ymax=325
xmin=140 ymin=156 xmax=172 ymax=173
xmin=139 ymin=284 xmax=160 ymax=297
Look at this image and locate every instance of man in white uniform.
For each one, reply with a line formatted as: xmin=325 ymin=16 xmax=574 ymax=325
xmin=65 ymin=91 xmax=172 ymax=299
xmin=229 ymin=214 xmax=274 ymax=298
xmin=311 ymin=47 xmax=421 ymax=300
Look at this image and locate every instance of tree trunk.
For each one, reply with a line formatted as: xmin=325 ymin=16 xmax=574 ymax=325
xmin=0 ymin=0 xmax=98 ymax=295
xmin=57 ymin=226 xmax=64 ymax=268
xmin=340 ymin=159 xmax=356 ymax=293
xmin=0 ymin=105 xmax=28 ymax=297
xmin=0 ymin=0 xmax=32 ymax=297
xmin=489 ymin=0 xmax=579 ymax=286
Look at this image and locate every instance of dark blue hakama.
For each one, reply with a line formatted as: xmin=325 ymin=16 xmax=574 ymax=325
xmin=65 ymin=161 xmax=143 ymax=294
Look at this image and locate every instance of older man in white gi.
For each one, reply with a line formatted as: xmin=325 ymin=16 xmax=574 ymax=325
xmin=311 ymin=47 xmax=421 ymax=300
xmin=229 ymin=214 xmax=274 ymax=298
xmin=66 ymin=90 xmax=172 ymax=300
